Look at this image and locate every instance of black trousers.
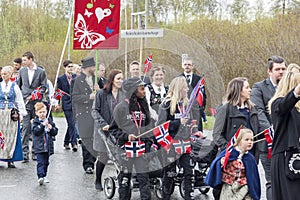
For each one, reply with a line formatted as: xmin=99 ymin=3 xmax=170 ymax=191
xmin=81 ymin=143 xmax=96 ymax=170
xmin=163 ymin=153 xmax=194 ymax=200
xmin=118 ymin=157 xmax=151 ymax=200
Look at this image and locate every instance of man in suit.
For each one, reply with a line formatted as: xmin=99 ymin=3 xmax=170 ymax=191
xmin=129 ymin=60 xmax=151 ymax=84
xmin=57 ymin=60 xmax=78 ymax=152
xmin=181 ymin=57 xmax=206 ymax=132
xmin=250 ymin=55 xmax=286 ymax=200
xmin=72 ymin=57 xmax=97 ymax=174
xmin=17 ymin=51 xmax=47 ymax=162
xmin=97 ymin=63 xmax=107 ymax=89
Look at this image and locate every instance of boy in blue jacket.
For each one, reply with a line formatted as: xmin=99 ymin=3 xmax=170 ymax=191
xmin=32 ymin=102 xmax=58 ymax=185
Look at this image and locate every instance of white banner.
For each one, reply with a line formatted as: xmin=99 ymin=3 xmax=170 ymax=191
xmin=121 ymin=29 xmax=164 ymax=38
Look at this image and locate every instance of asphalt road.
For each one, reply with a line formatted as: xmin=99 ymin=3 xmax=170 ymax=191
xmin=0 ymin=117 xmax=266 ymax=200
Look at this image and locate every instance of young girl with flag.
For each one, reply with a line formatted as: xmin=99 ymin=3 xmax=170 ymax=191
xmin=205 ymin=128 xmax=261 ymax=200
xmin=156 ymin=76 xmax=201 ymax=200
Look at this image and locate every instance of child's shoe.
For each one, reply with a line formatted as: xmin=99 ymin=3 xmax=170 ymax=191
xmin=38 ymin=178 xmax=44 ymax=185
xmin=43 ymin=177 xmax=50 ymax=183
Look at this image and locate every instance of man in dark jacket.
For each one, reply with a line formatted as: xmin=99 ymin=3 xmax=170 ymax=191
xmin=57 ymin=60 xmax=77 ymax=151
xmin=72 ymin=57 xmax=97 ymax=174
xmin=250 ymin=55 xmax=286 ymax=200
xmin=181 ymin=57 xmax=206 ymax=132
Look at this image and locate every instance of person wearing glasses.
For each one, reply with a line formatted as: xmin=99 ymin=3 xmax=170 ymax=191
xmin=57 ymin=60 xmax=78 ymax=152
xmin=181 ymin=57 xmax=206 ymax=133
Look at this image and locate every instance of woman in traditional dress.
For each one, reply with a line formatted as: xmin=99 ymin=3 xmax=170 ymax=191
xmin=0 ymin=66 xmax=27 ymax=168
xmin=145 ymin=66 xmax=168 ymax=122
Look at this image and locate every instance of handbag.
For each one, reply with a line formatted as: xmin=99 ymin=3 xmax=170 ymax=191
xmin=10 ymin=107 xmax=19 ymax=121
xmin=285 ymin=148 xmax=300 ymax=180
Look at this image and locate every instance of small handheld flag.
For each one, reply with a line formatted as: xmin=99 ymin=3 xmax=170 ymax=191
xmin=223 ymin=125 xmax=243 ymax=170
xmin=153 ymin=121 xmax=172 ymax=152
xmin=196 ymin=77 xmax=205 ymax=107
xmin=143 ymin=54 xmax=152 ymax=73
xmin=53 ymin=89 xmax=66 ymax=100
xmin=124 ymin=141 xmax=145 ymax=158
xmin=263 ymin=126 xmax=274 ymax=159
xmin=31 ymin=87 xmax=42 ymax=101
xmin=0 ymin=131 xmax=5 ymax=149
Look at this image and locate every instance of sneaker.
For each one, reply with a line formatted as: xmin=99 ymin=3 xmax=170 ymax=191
xmin=72 ymin=144 xmax=78 ymax=152
xmin=85 ymin=167 xmax=94 ymax=174
xmin=43 ymin=177 xmax=50 ymax=183
xmin=32 ymin=154 xmax=37 ymax=161
xmin=64 ymin=144 xmax=71 ymax=150
xmin=38 ymin=178 xmax=44 ymax=185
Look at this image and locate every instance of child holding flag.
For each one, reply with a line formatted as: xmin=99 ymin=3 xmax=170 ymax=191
xmin=205 ymin=128 xmax=261 ymax=200
xmin=157 ymin=76 xmax=201 ymax=200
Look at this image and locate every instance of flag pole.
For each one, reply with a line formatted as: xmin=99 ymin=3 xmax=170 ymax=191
xmin=136 ymin=120 xmax=170 ymax=139
xmin=253 ymin=138 xmax=265 ymax=144
xmin=46 ymin=1 xmax=73 ymax=120
xmin=95 ymin=49 xmax=99 ymax=89
xmin=253 ymin=129 xmax=266 ymax=138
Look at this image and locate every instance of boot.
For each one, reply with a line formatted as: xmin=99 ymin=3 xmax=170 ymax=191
xmin=95 ymin=160 xmax=105 ymax=190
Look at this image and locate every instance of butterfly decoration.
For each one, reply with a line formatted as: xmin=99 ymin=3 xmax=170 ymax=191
xmin=74 ymin=13 xmax=106 ymax=49
xmin=106 ymin=26 xmax=114 ymax=35
xmin=84 ymin=9 xmax=93 ymax=18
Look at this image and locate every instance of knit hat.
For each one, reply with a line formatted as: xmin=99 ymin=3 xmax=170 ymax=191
xmin=81 ymin=57 xmax=95 ymax=69
xmin=122 ymin=77 xmax=145 ymax=98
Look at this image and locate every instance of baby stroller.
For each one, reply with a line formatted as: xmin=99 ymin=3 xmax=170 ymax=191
xmin=99 ymin=129 xmax=164 ymax=199
xmin=177 ymin=137 xmax=218 ymax=198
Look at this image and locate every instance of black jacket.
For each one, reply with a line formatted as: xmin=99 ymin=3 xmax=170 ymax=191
xmin=32 ymin=118 xmax=58 ymax=154
xmin=271 ymin=89 xmax=300 ymax=155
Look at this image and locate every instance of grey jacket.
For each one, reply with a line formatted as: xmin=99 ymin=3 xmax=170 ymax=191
xmin=213 ymin=103 xmax=261 ymax=151
xmin=71 ymin=72 xmax=95 ymax=139
xmin=250 ymin=78 xmax=276 ymax=152
xmin=92 ymin=89 xmax=124 ymax=152
xmin=17 ymin=66 xmax=47 ymax=101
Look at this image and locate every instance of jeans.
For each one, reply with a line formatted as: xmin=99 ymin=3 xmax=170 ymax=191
xmin=36 ymin=152 xmax=49 ymax=179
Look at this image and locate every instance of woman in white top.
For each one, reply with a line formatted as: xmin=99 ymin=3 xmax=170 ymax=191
xmin=0 ymin=66 xmax=27 ymax=168
xmin=145 ymin=66 xmax=169 ymax=122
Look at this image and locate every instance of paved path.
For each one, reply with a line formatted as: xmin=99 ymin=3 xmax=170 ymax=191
xmin=0 ymin=118 xmax=266 ymax=200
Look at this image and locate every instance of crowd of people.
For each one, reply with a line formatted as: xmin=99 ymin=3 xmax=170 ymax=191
xmin=1 ymin=51 xmax=300 ymax=200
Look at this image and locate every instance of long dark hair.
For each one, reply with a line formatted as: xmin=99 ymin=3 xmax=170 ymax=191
xmin=129 ymin=92 xmax=151 ymax=126
xmin=103 ymin=69 xmax=122 ymax=93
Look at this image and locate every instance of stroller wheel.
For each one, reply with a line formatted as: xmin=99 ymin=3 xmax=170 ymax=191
xmin=199 ymin=186 xmax=210 ymax=194
xmin=154 ymin=178 xmax=163 ymax=200
xmin=104 ymin=177 xmax=116 ymax=199
xmin=179 ymin=180 xmax=185 ymax=198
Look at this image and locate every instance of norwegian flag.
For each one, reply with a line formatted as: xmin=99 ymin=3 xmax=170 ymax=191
xmin=153 ymin=121 xmax=172 ymax=152
xmin=0 ymin=131 xmax=5 ymax=149
xmin=124 ymin=141 xmax=145 ymax=158
xmin=209 ymin=107 xmax=217 ymax=117
xmin=10 ymin=77 xmax=17 ymax=82
xmin=172 ymin=139 xmax=192 ymax=155
xmin=182 ymin=77 xmax=203 ymax=118
xmin=196 ymin=77 xmax=205 ymax=107
xmin=143 ymin=54 xmax=153 ymax=73
xmin=31 ymin=87 xmax=42 ymax=101
xmin=223 ymin=125 xmax=243 ymax=170
xmin=53 ymin=89 xmax=66 ymax=100
xmin=263 ymin=126 xmax=274 ymax=159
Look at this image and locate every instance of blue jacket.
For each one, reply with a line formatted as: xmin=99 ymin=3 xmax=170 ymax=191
xmin=205 ymin=148 xmax=261 ymax=200
xmin=32 ymin=118 xmax=58 ymax=154
xmin=57 ymin=74 xmax=76 ymax=111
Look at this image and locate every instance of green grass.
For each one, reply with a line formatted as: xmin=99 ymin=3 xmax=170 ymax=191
xmin=52 ymin=111 xmax=65 ymax=118
xmin=203 ymin=116 xmax=215 ymax=130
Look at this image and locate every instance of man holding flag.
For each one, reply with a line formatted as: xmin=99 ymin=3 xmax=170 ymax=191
xmin=181 ymin=57 xmax=206 ymax=132
xmin=129 ymin=60 xmax=151 ymax=84
xmin=17 ymin=51 xmax=47 ymax=162
xmin=57 ymin=60 xmax=78 ymax=152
